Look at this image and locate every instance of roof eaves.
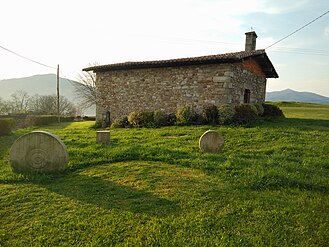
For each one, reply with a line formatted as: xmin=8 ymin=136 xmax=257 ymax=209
xmin=83 ymin=57 xmax=240 ymax=72
xmin=256 ymin=53 xmax=279 ymax=78
xmin=82 ymin=49 xmax=278 ymax=78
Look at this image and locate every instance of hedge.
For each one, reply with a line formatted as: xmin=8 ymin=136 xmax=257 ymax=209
xmin=218 ymin=104 xmax=236 ymax=124
xmin=262 ymin=103 xmax=285 ymax=117
xmin=0 ymin=118 xmax=16 ymax=136
xmin=108 ymin=103 xmax=285 ymax=129
xmin=233 ymin=104 xmax=258 ymax=124
xmin=175 ymin=106 xmax=194 ymax=125
xmin=23 ymin=115 xmax=75 ymax=127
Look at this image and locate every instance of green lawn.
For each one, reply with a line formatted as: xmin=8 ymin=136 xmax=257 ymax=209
xmin=0 ymin=104 xmax=328 ymax=246
xmin=271 ymin=101 xmax=329 ymax=120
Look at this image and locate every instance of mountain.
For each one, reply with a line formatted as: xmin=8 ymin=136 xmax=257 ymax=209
xmin=0 ymin=74 xmax=77 ymax=99
xmin=266 ymin=89 xmax=329 ymax=105
xmin=0 ymin=74 xmax=95 ymax=115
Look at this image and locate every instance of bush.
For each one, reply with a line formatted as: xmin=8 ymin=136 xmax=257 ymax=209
xmin=175 ymin=106 xmax=194 ymax=125
xmin=218 ymin=104 xmax=236 ymax=125
xmin=166 ymin=113 xmax=177 ymax=126
xmin=128 ymin=111 xmax=154 ymax=127
xmin=0 ymin=118 xmax=15 ymax=136
xmin=262 ymin=103 xmax=285 ymax=117
xmin=190 ymin=112 xmax=205 ymax=125
xmin=139 ymin=111 xmax=155 ymax=127
xmin=202 ymin=105 xmax=219 ymax=125
xmin=83 ymin=116 xmax=96 ymax=121
xmin=233 ymin=104 xmax=258 ymax=124
xmin=153 ymin=110 xmax=168 ymax=127
xmin=24 ymin=115 xmax=58 ymax=127
xmin=94 ymin=120 xmax=102 ymax=129
xmin=128 ymin=112 xmax=140 ymax=127
xmin=110 ymin=121 xmax=121 ymax=129
xmin=111 ymin=116 xmax=130 ymax=129
xmin=254 ymin=103 xmax=264 ymax=116
xmin=61 ymin=116 xmax=75 ymax=122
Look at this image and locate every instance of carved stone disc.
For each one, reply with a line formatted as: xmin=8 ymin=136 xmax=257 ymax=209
xmin=199 ymin=130 xmax=224 ymax=153
xmin=9 ymin=131 xmax=68 ymax=173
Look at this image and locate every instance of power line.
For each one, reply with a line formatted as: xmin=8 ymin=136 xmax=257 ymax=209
xmin=266 ymin=10 xmax=329 ymax=49
xmin=273 ymin=46 xmax=329 ymax=53
xmin=0 ymin=44 xmax=56 ymax=69
xmin=268 ymin=45 xmax=329 ymax=56
xmin=269 ymin=50 xmax=329 ymax=57
xmin=137 ymin=34 xmax=329 ymax=57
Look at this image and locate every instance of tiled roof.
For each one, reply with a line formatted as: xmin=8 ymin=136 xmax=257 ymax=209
xmin=83 ymin=49 xmax=278 ymax=78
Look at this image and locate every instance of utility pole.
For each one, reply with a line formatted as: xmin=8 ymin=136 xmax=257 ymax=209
xmin=57 ymin=64 xmax=60 ymax=123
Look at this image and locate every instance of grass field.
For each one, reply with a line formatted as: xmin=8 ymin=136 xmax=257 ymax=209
xmin=271 ymin=101 xmax=329 ymax=120
xmin=0 ymin=103 xmax=328 ymax=246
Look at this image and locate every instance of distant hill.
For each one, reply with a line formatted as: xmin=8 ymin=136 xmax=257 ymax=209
xmin=0 ymin=74 xmax=95 ymax=115
xmin=0 ymin=74 xmax=78 ymax=99
xmin=266 ymin=89 xmax=329 ymax=105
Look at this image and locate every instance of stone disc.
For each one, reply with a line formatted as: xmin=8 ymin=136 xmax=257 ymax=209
xmin=199 ymin=130 xmax=224 ymax=153
xmin=9 ymin=131 xmax=68 ymax=173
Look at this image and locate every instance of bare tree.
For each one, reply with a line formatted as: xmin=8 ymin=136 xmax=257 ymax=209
xmin=37 ymin=95 xmax=57 ymax=114
xmin=28 ymin=94 xmax=76 ymax=116
xmin=28 ymin=94 xmax=41 ymax=114
xmin=0 ymin=97 xmax=10 ymax=114
xmin=2 ymin=92 xmax=76 ymax=116
xmin=74 ymin=70 xmax=97 ymax=110
xmin=58 ymin=95 xmax=76 ymax=116
xmin=10 ymin=90 xmax=30 ymax=114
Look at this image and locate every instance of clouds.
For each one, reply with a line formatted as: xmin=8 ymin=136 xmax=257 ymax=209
xmin=256 ymin=0 xmax=310 ymax=14
xmin=1 ymin=0 xmax=328 ymax=97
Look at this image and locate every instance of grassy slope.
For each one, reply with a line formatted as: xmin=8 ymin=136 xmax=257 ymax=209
xmin=0 ymin=104 xmax=328 ymax=246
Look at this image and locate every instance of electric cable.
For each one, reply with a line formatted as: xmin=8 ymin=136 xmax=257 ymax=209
xmin=265 ymin=10 xmax=329 ymax=49
xmin=0 ymin=44 xmax=56 ymax=69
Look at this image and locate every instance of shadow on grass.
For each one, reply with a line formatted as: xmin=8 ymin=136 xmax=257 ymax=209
xmin=41 ymin=173 xmax=181 ymax=217
xmin=0 ymin=122 xmax=74 ymax=159
xmin=256 ymin=118 xmax=329 ymax=130
xmin=0 ymin=132 xmax=25 ymax=159
xmin=248 ymin=174 xmax=329 ymax=194
xmin=68 ymin=144 xmax=193 ymax=171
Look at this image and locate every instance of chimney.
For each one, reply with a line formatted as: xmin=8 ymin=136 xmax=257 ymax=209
xmin=245 ymin=31 xmax=257 ymax=51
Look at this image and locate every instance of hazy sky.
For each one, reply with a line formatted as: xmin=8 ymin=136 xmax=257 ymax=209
xmin=1 ymin=0 xmax=328 ymax=96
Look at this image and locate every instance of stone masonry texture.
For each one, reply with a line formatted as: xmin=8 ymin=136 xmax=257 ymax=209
xmin=95 ymin=60 xmax=267 ymax=121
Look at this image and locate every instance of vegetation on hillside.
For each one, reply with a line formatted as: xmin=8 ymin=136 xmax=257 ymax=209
xmin=0 ymin=90 xmax=77 ymax=116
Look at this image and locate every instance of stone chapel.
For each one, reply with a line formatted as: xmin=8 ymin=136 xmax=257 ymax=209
xmin=83 ymin=32 xmax=278 ymax=121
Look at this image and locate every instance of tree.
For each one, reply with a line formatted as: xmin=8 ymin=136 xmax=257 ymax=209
xmin=29 ymin=94 xmax=76 ymax=116
xmin=3 ymin=91 xmax=77 ymax=116
xmin=28 ymin=94 xmax=41 ymax=114
xmin=74 ymin=70 xmax=97 ymax=110
xmin=9 ymin=90 xmax=30 ymax=114
xmin=58 ymin=95 xmax=76 ymax=116
xmin=0 ymin=97 xmax=10 ymax=114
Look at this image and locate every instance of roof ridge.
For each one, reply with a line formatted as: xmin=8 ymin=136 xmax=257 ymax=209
xmin=84 ymin=49 xmax=266 ymax=70
xmin=82 ymin=49 xmax=278 ymax=78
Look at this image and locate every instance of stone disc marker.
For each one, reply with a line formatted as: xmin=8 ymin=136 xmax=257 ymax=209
xmin=199 ymin=130 xmax=224 ymax=153
xmin=10 ymin=131 xmax=68 ymax=173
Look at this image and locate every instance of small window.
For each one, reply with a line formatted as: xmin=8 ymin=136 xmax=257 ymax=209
xmin=244 ymin=89 xmax=251 ymax=103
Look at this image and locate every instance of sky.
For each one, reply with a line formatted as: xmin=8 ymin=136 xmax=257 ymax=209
xmin=0 ymin=0 xmax=328 ymax=96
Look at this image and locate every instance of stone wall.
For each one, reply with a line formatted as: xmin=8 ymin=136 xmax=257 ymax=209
xmin=95 ymin=61 xmax=266 ymax=121
xmin=231 ymin=60 xmax=267 ymax=104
